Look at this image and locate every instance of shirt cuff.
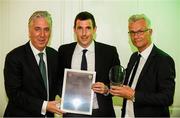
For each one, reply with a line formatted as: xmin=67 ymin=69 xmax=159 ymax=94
xmin=41 ymin=101 xmax=48 ymax=115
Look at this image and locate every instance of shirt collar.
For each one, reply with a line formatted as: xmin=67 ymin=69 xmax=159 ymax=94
xmin=30 ymin=41 xmax=46 ymax=56
xmin=76 ymin=41 xmax=95 ymax=53
xmin=139 ymin=43 xmax=153 ymax=60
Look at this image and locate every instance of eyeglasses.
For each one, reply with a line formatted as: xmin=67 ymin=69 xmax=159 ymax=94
xmin=128 ymin=29 xmax=150 ymax=36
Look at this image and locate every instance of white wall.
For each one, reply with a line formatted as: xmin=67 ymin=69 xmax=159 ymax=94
xmin=0 ymin=0 xmax=8 ymax=116
xmin=0 ymin=0 xmax=179 ymax=116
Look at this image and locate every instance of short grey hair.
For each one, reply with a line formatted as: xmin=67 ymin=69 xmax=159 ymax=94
xmin=128 ymin=14 xmax=151 ymax=28
xmin=28 ymin=11 xmax=52 ymax=29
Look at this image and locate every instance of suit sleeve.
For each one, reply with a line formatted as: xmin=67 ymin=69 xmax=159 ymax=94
xmin=57 ymin=46 xmax=65 ymax=96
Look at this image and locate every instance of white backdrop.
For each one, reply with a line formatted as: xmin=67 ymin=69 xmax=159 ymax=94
xmin=0 ymin=0 xmax=180 ymax=116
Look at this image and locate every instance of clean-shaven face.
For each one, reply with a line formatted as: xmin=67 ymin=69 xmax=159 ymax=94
xmin=29 ymin=17 xmax=51 ymax=51
xmin=74 ymin=19 xmax=96 ymax=48
xmin=129 ymin=19 xmax=152 ymax=52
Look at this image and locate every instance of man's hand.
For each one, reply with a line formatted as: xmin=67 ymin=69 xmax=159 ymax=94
xmin=109 ymin=85 xmax=135 ymax=100
xmin=92 ymin=82 xmax=109 ymax=94
xmin=46 ymin=100 xmax=65 ymax=115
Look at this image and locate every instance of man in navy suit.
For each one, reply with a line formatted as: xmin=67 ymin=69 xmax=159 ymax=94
xmin=58 ymin=11 xmax=120 ymax=117
xmin=110 ymin=14 xmax=176 ymax=117
xmin=4 ymin=11 xmax=63 ymax=117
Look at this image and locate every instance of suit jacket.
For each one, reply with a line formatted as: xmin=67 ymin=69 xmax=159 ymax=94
xmin=58 ymin=41 xmax=120 ymax=117
xmin=122 ymin=45 xmax=176 ymax=117
xmin=4 ymin=42 xmax=60 ymax=117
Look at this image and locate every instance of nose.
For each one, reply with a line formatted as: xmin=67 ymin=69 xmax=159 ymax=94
xmin=40 ymin=30 xmax=45 ymax=37
xmin=82 ymin=29 xmax=86 ymax=36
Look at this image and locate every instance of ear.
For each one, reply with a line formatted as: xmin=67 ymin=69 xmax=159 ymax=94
xmin=93 ymin=27 xmax=97 ymax=32
xmin=149 ymin=29 xmax=153 ymax=35
xmin=28 ymin=29 xmax=31 ymax=38
xmin=73 ymin=27 xmax=76 ymax=33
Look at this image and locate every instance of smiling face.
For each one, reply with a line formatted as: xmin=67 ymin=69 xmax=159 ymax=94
xmin=74 ymin=19 xmax=96 ymax=48
xmin=129 ymin=19 xmax=152 ymax=52
xmin=29 ymin=17 xmax=51 ymax=51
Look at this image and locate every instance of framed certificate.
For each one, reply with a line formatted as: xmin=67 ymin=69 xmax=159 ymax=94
xmin=61 ymin=68 xmax=96 ymax=115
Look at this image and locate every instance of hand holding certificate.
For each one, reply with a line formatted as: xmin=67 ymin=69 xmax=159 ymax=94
xmin=60 ymin=69 xmax=96 ymax=115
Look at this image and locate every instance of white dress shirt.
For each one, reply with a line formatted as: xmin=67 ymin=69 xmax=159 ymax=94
xmin=30 ymin=41 xmax=49 ymax=115
xmin=125 ymin=43 xmax=153 ymax=117
xmin=71 ymin=41 xmax=99 ymax=109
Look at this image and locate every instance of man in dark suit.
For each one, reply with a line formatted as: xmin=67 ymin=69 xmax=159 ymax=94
xmin=110 ymin=14 xmax=175 ymax=117
xmin=4 ymin=11 xmax=63 ymax=117
xmin=58 ymin=11 xmax=120 ymax=117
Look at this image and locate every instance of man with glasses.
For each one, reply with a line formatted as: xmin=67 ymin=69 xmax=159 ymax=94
xmin=110 ymin=14 xmax=175 ymax=117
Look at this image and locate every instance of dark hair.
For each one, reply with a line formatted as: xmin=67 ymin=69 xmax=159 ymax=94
xmin=74 ymin=11 xmax=96 ymax=28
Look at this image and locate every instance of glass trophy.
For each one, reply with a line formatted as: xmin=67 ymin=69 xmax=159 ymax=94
xmin=109 ymin=65 xmax=125 ymax=87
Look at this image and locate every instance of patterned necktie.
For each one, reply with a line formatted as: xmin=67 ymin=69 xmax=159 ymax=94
xmin=81 ymin=49 xmax=88 ymax=70
xmin=38 ymin=53 xmax=47 ymax=89
xmin=128 ymin=54 xmax=141 ymax=87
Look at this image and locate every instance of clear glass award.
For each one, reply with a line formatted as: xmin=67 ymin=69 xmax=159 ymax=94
xmin=109 ymin=65 xmax=125 ymax=87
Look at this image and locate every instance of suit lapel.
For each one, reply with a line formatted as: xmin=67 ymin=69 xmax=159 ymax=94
xmin=46 ymin=48 xmax=52 ymax=92
xmin=94 ymin=42 xmax=101 ymax=74
xmin=67 ymin=43 xmax=77 ymax=68
xmin=25 ymin=42 xmax=47 ymax=93
xmin=136 ymin=45 xmax=157 ymax=88
xmin=124 ymin=53 xmax=138 ymax=85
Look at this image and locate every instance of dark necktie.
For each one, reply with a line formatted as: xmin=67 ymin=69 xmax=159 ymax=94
xmin=81 ymin=49 xmax=88 ymax=70
xmin=38 ymin=53 xmax=47 ymax=89
xmin=128 ymin=54 xmax=141 ymax=87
